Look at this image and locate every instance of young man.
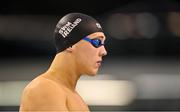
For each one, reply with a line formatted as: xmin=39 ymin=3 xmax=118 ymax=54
xmin=19 ymin=13 xmax=107 ymax=112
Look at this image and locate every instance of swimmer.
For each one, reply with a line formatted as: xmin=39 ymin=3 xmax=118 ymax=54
xmin=19 ymin=12 xmax=107 ymax=112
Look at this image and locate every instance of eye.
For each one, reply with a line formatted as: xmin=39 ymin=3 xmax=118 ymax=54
xmin=92 ymin=39 xmax=102 ymax=47
xmin=94 ymin=39 xmax=101 ymax=45
xmin=93 ymin=39 xmax=101 ymax=45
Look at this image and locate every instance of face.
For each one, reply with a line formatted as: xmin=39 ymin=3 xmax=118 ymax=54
xmin=72 ymin=32 xmax=107 ymax=76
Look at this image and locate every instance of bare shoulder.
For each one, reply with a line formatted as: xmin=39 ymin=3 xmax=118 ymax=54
xmin=20 ymin=75 xmax=68 ymax=111
xmin=23 ymin=75 xmax=64 ymax=95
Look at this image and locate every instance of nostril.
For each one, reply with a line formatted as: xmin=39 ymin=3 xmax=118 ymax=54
xmin=101 ymin=51 xmax=107 ymax=57
xmin=103 ymin=52 xmax=107 ymax=56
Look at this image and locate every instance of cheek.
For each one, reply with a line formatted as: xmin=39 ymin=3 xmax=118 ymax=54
xmin=73 ymin=42 xmax=99 ymax=74
xmin=78 ymin=50 xmax=97 ymax=72
xmin=83 ymin=49 xmax=99 ymax=74
xmin=73 ymin=47 xmax=91 ymax=71
xmin=79 ymin=49 xmax=93 ymax=67
xmin=83 ymin=47 xmax=97 ymax=63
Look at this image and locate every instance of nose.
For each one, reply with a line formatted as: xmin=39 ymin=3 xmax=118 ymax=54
xmin=99 ymin=45 xmax=107 ymax=57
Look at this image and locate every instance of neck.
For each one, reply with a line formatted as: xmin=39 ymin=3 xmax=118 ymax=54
xmin=46 ymin=52 xmax=81 ymax=91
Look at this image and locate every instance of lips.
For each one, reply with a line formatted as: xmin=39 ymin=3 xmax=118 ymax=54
xmin=96 ymin=60 xmax=102 ymax=67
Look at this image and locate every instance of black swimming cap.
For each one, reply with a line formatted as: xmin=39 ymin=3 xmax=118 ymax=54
xmin=54 ymin=13 xmax=103 ymax=53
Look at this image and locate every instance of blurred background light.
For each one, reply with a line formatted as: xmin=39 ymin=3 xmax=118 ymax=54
xmin=168 ymin=12 xmax=180 ymax=37
xmin=105 ymin=12 xmax=160 ymax=40
xmin=105 ymin=13 xmax=134 ymax=40
xmin=0 ymin=81 xmax=29 ymax=106
xmin=77 ymin=80 xmax=136 ymax=106
xmin=134 ymin=74 xmax=180 ymax=99
xmin=136 ymin=13 xmax=160 ymax=39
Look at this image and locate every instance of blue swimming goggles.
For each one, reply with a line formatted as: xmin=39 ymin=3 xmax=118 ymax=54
xmin=82 ymin=37 xmax=104 ymax=48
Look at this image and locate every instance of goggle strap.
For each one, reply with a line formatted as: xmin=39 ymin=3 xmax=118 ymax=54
xmin=83 ymin=37 xmax=92 ymax=43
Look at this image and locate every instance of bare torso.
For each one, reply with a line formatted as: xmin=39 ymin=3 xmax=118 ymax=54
xmin=19 ymin=73 xmax=89 ymax=112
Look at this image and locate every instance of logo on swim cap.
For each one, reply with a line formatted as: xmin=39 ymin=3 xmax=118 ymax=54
xmin=96 ymin=23 xmax=102 ymax=29
xmin=58 ymin=18 xmax=82 ymax=38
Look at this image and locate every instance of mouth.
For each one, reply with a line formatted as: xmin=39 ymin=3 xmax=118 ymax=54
xmin=96 ymin=60 xmax=102 ymax=67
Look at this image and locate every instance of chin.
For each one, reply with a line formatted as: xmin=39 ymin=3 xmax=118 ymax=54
xmin=83 ymin=66 xmax=99 ymax=76
xmin=87 ymin=69 xmax=98 ymax=76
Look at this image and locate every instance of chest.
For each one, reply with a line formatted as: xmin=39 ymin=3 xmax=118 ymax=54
xmin=66 ymin=92 xmax=89 ymax=111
